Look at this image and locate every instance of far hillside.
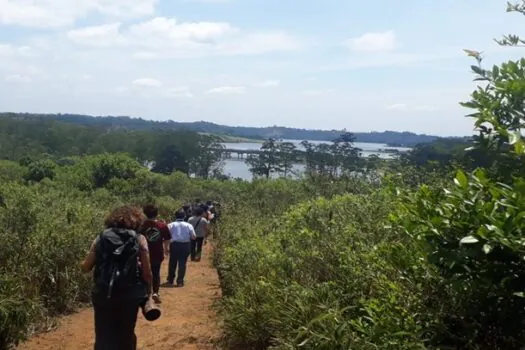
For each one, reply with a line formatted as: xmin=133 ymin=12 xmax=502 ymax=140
xmin=0 ymin=112 xmax=446 ymax=146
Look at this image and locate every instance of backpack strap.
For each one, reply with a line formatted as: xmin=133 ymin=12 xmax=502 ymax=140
xmin=193 ymin=217 xmax=202 ymax=229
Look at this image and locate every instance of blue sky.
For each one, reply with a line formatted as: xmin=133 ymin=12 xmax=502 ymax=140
xmin=0 ymin=0 xmax=523 ymax=136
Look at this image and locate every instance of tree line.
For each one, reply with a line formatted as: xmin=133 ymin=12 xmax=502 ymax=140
xmin=244 ymin=132 xmax=381 ymax=179
xmin=0 ymin=116 xmax=225 ymax=179
xmin=0 ymin=113 xmax=492 ymax=183
xmin=0 ymin=112 xmax=441 ymax=146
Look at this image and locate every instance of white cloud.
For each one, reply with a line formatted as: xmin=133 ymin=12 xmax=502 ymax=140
xmin=0 ymin=0 xmax=157 ymax=28
xmin=133 ymin=78 xmax=162 ymax=87
xmin=5 ymin=74 xmax=31 ymax=83
xmin=207 ymin=86 xmax=245 ymax=94
xmin=254 ymin=80 xmax=280 ymax=87
xmin=219 ymin=32 xmax=301 ymax=55
xmin=129 ymin=17 xmax=236 ymax=43
xmin=386 ymin=103 xmax=437 ymax=112
xmin=67 ymin=23 xmax=124 ymax=47
xmin=0 ymin=44 xmax=34 ymax=57
xmin=162 ymin=87 xmax=194 ymax=99
xmin=346 ymin=30 xmax=396 ymax=53
xmin=66 ymin=17 xmax=301 ymax=57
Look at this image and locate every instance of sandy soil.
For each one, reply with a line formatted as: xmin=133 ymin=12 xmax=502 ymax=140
xmin=17 ymin=244 xmax=222 ymax=350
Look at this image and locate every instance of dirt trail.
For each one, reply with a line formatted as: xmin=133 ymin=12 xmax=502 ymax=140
xmin=18 ymin=244 xmax=222 ymax=350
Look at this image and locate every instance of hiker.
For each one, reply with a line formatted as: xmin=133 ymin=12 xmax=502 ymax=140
xmin=208 ymin=203 xmax=219 ymax=238
xmin=188 ymin=207 xmax=209 ymax=262
xmin=140 ymin=204 xmax=171 ymax=304
xmin=166 ymin=209 xmax=196 ymax=287
xmin=205 ymin=200 xmax=215 ymax=221
xmin=81 ymin=205 xmax=152 ymax=350
xmin=182 ymin=204 xmax=191 ymax=222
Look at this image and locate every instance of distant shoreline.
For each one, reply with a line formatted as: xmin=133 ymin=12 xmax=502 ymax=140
xmin=0 ymin=112 xmax=449 ymax=147
xmin=219 ymin=137 xmax=412 ymax=149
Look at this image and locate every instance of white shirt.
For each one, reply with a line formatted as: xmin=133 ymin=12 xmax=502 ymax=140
xmin=167 ymin=220 xmax=196 ymax=243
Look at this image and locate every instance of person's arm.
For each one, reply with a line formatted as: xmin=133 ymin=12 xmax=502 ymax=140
xmin=163 ymin=240 xmax=170 ymax=255
xmin=161 ymin=222 xmax=171 ymax=255
xmin=138 ymin=235 xmax=153 ymax=296
xmin=189 ymin=225 xmax=197 ymax=240
xmin=80 ymin=239 xmax=97 ymax=273
xmin=203 ymin=218 xmax=210 ymax=237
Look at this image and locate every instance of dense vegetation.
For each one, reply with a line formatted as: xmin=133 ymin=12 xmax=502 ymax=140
xmin=212 ymin=4 xmax=525 ymax=350
xmin=0 ymin=115 xmax=226 ymax=179
xmin=0 ymin=112 xmax=441 ymax=146
xmin=2 ymin=3 xmax=525 ymax=350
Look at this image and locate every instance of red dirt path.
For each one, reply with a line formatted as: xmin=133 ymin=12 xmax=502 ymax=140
xmin=17 ymin=244 xmax=222 ymax=350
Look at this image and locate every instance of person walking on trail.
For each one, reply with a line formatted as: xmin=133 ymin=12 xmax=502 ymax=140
xmin=188 ymin=207 xmax=209 ymax=262
xmin=81 ymin=205 xmax=152 ymax=350
xmin=208 ymin=202 xmax=219 ymax=238
xmin=166 ymin=209 xmax=196 ymax=287
xmin=182 ymin=204 xmax=191 ymax=222
xmin=140 ymin=204 xmax=171 ymax=304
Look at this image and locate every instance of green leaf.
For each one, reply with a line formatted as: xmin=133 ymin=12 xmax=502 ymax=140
xmin=471 ymin=65 xmax=485 ymax=76
xmin=483 ymin=244 xmax=493 ymax=254
xmin=492 ymin=65 xmax=499 ymax=78
xmin=515 ymin=211 xmax=525 ymax=221
xmin=454 ymin=170 xmax=468 ymax=189
xmin=460 ymin=236 xmax=479 ymax=244
xmin=514 ymin=139 xmax=525 ymax=154
xmin=509 ymin=131 xmax=521 ymax=145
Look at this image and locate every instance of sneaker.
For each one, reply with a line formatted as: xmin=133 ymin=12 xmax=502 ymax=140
xmin=152 ymin=294 xmax=161 ymax=304
xmin=176 ymin=282 xmax=184 ymax=288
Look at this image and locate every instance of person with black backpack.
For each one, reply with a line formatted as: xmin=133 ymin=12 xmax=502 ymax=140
xmin=81 ymin=205 xmax=152 ymax=350
xmin=140 ymin=204 xmax=171 ymax=304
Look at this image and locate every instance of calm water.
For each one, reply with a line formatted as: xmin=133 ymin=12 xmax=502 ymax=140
xmin=221 ymin=140 xmax=411 ymax=181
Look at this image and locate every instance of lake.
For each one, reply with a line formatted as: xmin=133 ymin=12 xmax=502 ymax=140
xmin=221 ymin=140 xmax=411 ymax=180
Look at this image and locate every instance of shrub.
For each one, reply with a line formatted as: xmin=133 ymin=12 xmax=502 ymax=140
xmin=216 ymin=192 xmax=437 ymax=349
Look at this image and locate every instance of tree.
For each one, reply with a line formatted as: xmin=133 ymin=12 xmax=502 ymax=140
xmin=88 ymin=153 xmax=142 ymax=188
xmin=152 ymin=144 xmax=189 ymax=175
xmin=301 ymin=132 xmax=362 ymax=178
xmin=460 ymin=33 xmax=525 ymax=181
xmin=246 ymin=138 xmax=282 ymax=179
xmin=331 ymin=132 xmax=361 ymax=176
xmin=24 ymin=159 xmax=56 ymax=182
xmin=189 ymin=135 xmax=225 ymax=179
xmin=301 ymin=141 xmax=333 ymax=177
xmin=277 ymin=141 xmax=297 ymax=177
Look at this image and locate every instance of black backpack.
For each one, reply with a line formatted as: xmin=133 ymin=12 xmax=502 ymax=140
xmin=93 ymin=228 xmax=143 ymax=299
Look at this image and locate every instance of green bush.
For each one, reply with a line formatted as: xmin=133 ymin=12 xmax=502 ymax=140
xmin=24 ymin=159 xmax=56 ymax=182
xmin=396 ymin=169 xmax=525 ymax=348
xmin=216 ymin=192 xmax=438 ymax=349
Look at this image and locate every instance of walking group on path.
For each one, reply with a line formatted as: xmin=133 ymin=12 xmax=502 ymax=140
xmin=79 ymin=200 xmax=219 ymax=350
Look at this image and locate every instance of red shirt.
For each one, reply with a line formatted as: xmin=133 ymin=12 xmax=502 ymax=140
xmin=140 ymin=219 xmax=171 ymax=263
